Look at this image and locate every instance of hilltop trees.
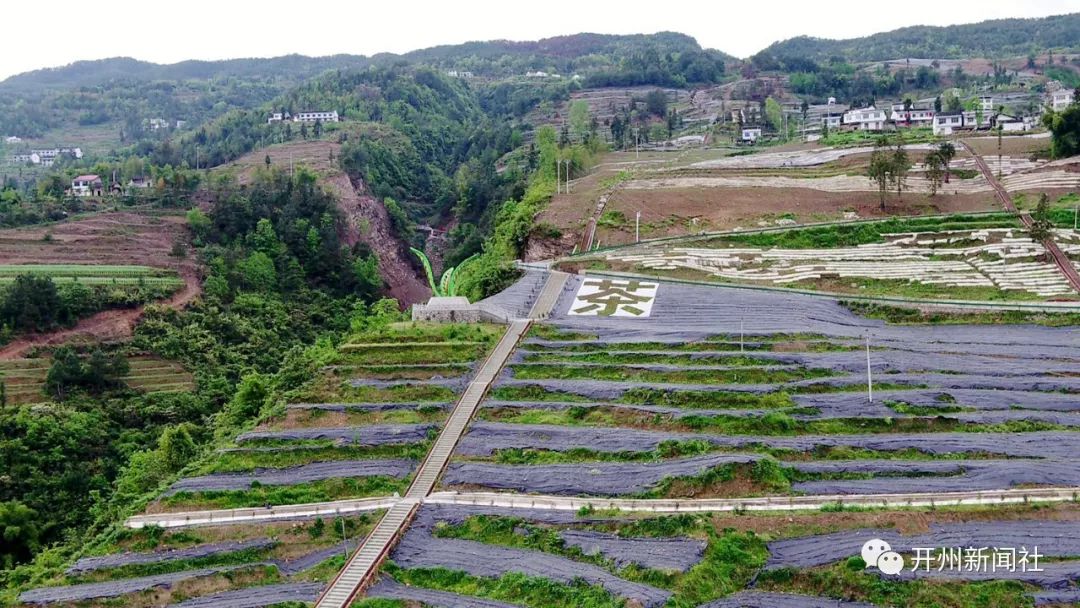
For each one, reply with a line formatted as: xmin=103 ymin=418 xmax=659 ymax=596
xmin=867 ymin=136 xmax=913 ymax=209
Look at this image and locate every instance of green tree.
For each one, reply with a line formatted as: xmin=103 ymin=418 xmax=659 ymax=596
xmin=1030 ymin=193 xmax=1054 ymax=241
xmin=891 ymin=140 xmax=911 ymax=202
xmin=937 ymin=142 xmax=956 ymax=182
xmin=1043 ymin=105 xmax=1080 ymax=158
xmin=868 ymin=148 xmax=892 ymax=210
xmin=568 ymin=100 xmax=590 ymax=142
xmin=44 ymin=346 xmax=85 ymax=400
xmin=238 ymin=251 xmax=278 ymax=292
xmin=158 ymin=423 xmax=198 ymax=472
xmin=924 ymin=151 xmax=945 ymax=196
xmin=0 ymin=501 xmax=41 ymax=569
xmin=764 ymin=97 xmax=783 ymax=132
xmin=644 ymin=89 xmax=668 ymax=117
xmin=0 ymin=275 xmax=67 ymax=332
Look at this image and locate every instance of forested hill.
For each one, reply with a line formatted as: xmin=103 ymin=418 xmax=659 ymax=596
xmin=757 ymin=13 xmax=1080 ymax=62
xmin=400 ymin=31 xmax=732 ymax=86
xmin=0 ymin=32 xmax=728 ymax=143
xmin=0 ymin=55 xmax=370 ymax=92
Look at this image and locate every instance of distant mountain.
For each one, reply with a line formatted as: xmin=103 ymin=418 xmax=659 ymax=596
xmin=0 ymin=54 xmax=370 ymax=92
xmin=0 ymin=31 xmax=733 ymax=92
xmin=758 ymin=13 xmax=1080 ymax=62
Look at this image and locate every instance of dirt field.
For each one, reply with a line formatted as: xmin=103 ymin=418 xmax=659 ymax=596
xmin=0 ymin=211 xmax=201 ymax=359
xmin=222 ymin=140 xmax=343 ymax=184
xmin=963 ymin=134 xmax=1051 ymax=157
xmin=593 ymin=187 xmax=1002 ymax=245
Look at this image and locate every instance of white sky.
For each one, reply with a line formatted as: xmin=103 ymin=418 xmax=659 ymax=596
xmin=2 ymin=0 xmax=1077 ymax=80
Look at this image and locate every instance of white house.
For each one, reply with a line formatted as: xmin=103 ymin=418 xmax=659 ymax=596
xmin=978 ymin=95 xmax=995 ymax=113
xmin=71 ymin=174 xmax=103 ymax=197
xmin=933 ymin=112 xmax=964 ymax=136
xmin=889 ymin=103 xmax=934 ymax=127
xmin=147 ymin=118 xmax=169 ymax=131
xmin=293 ymin=111 xmax=339 ymax=123
xmin=4 ymin=136 xmax=20 ymax=143
xmin=842 ymin=106 xmax=887 ymax=131
xmin=267 ymin=112 xmax=291 ymax=123
xmin=996 ymin=114 xmax=1028 ymax=132
xmin=962 ymin=110 xmax=991 ymax=129
xmin=1050 ymin=89 xmax=1077 ymax=111
xmin=741 ymin=127 xmax=762 ymax=143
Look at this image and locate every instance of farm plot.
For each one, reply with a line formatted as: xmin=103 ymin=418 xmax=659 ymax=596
xmin=576 ymin=218 xmax=1080 ymax=300
xmin=17 ymin=512 xmax=379 ymax=607
xmin=441 ymin=301 xmax=1080 ymax=499
xmin=0 ymin=355 xmax=194 ymax=404
xmin=358 ymin=502 xmax=1080 ymax=608
xmin=149 ymin=322 xmax=499 ymax=512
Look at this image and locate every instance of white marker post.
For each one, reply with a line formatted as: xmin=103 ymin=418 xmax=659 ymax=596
xmin=740 ymin=311 xmax=745 ymax=353
xmin=865 ymin=333 xmax=873 ymax=402
xmin=636 ymin=211 xmax=641 ymax=243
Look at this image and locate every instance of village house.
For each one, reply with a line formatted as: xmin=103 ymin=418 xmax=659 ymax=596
xmin=933 ymin=112 xmax=964 ymax=136
xmin=1050 ymin=88 xmax=1077 ymax=111
xmin=741 ymin=126 xmax=763 ymax=143
xmin=293 ymin=111 xmax=339 ymax=123
xmin=71 ymin=174 xmax=103 ymax=197
xmin=842 ymin=106 xmax=887 ymax=131
xmin=889 ymin=102 xmax=935 ymax=127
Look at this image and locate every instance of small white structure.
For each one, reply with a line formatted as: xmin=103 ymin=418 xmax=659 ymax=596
xmin=842 ymin=106 xmax=887 ymax=131
xmin=995 ymin=114 xmax=1028 ymax=132
xmin=71 ymin=174 xmax=103 ymax=197
xmin=147 ymin=118 xmax=169 ymax=131
xmin=446 ymin=70 xmax=474 ymax=78
xmin=412 ymin=296 xmax=481 ymax=323
xmin=293 ymin=111 xmax=339 ymax=123
xmin=741 ymin=127 xmax=762 ymax=143
xmin=933 ymin=112 xmax=964 ymax=136
xmin=978 ymin=95 xmax=995 ymax=113
xmin=1050 ymin=89 xmax=1077 ymax=111
xmin=4 ymin=136 xmax=20 ymax=143
xmin=175 ymin=120 xmax=187 ymax=130
xmin=267 ymin=112 xmax=291 ymax=123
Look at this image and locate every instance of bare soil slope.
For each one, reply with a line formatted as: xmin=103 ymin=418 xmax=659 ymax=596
xmin=0 ymin=211 xmax=200 ymax=359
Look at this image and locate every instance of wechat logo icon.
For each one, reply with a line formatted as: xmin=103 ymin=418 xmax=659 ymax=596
xmin=862 ymin=538 xmax=904 ymax=575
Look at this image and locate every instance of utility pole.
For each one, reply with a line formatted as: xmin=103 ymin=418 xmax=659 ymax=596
xmin=195 ymin=146 xmax=199 ymax=171
xmin=635 ymin=128 xmax=640 ymax=159
xmin=865 ymin=333 xmax=873 ymax=403
xmin=1074 ymin=206 xmax=1078 ymax=230
xmin=564 ymin=159 xmax=572 ymax=193
xmin=555 ymin=158 xmax=560 ymax=194
xmin=635 ymin=211 xmax=641 ymax=243
xmin=340 ymin=517 xmax=349 ymax=558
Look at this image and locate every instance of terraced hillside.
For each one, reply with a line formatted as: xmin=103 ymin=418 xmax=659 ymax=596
xmin=14 ymin=272 xmax=1079 ymax=608
xmin=0 ymin=355 xmax=194 ymax=405
xmin=12 ymin=321 xmax=503 ymax=607
xmin=359 ymin=502 xmax=1080 ymax=608
xmin=538 ymin=135 xmax=1080 ymax=254
xmin=566 ymin=213 xmax=1080 ymax=301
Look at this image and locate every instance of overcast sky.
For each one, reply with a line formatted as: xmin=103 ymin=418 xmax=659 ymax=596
xmin=1 ymin=0 xmax=1076 ymax=80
